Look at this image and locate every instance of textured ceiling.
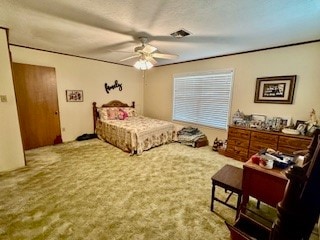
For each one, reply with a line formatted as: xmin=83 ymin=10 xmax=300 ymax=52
xmin=0 ymin=0 xmax=320 ymax=67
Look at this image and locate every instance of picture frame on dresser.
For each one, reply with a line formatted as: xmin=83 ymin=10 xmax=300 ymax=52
xmin=297 ymin=123 xmax=307 ymax=135
xmin=254 ymin=75 xmax=296 ymax=104
xmin=295 ymin=120 xmax=306 ymax=128
xmin=280 ymin=116 xmax=292 ymax=127
xmin=295 ymin=120 xmax=307 ymax=135
xmin=306 ymin=125 xmax=319 ymax=137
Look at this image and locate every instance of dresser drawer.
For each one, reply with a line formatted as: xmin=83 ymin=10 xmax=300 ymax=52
xmin=227 ymin=138 xmax=250 ymax=148
xmin=251 ymin=131 xmax=278 ymax=145
xmin=225 ymin=145 xmax=248 ymax=162
xmin=249 ymin=140 xmax=277 ymax=153
xmin=228 ymin=127 xmax=250 ymax=139
xmin=278 ymin=136 xmax=310 ymax=150
xmin=277 ymin=146 xmax=298 ymax=155
xmin=226 ymin=125 xmax=312 ymax=162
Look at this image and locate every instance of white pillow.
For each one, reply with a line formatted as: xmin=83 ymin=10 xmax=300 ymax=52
xmin=97 ymin=108 xmax=109 ymax=121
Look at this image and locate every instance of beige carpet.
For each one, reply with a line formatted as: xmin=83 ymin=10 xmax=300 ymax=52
xmin=0 ymin=139 xmax=312 ymax=239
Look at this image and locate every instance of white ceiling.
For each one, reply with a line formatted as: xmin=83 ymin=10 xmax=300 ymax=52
xmin=1 ymin=0 xmax=320 ymax=67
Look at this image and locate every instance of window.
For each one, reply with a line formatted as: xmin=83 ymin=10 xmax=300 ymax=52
xmin=173 ymin=70 xmax=233 ymax=130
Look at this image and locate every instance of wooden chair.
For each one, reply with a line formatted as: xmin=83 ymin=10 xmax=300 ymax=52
xmin=226 ymin=129 xmax=320 ymax=240
xmin=271 ymin=129 xmax=320 ymax=240
xmin=211 ymin=164 xmax=243 ymax=219
xmin=211 ymin=165 xmax=260 ymax=220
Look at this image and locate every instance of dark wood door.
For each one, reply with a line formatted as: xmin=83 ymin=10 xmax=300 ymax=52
xmin=12 ymin=63 xmax=62 ymax=150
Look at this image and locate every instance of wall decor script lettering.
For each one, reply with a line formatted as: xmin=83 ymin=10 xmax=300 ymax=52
xmin=105 ymin=80 xmax=123 ymax=94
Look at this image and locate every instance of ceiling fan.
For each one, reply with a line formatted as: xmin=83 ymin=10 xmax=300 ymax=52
xmin=119 ymin=37 xmax=178 ymax=69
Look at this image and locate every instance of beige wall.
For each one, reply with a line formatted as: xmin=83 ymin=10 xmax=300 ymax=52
xmin=0 ymin=29 xmax=25 ymax=171
xmin=144 ymin=42 xmax=320 ymax=144
xmin=10 ymin=46 xmax=143 ymax=142
xmin=2 ymin=39 xmax=319 ymax=172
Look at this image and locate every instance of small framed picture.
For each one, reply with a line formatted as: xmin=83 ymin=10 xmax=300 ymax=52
xmin=271 ymin=117 xmax=282 ymax=130
xmin=280 ymin=116 xmax=292 ymax=127
xmin=296 ymin=123 xmax=307 ymax=135
xmin=252 ymin=114 xmax=267 ymax=122
xmin=295 ymin=120 xmax=306 ymax=129
xmin=66 ymin=90 xmax=83 ymax=102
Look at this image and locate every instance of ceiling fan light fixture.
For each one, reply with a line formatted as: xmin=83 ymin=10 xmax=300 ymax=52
xmin=134 ymin=59 xmax=153 ymax=70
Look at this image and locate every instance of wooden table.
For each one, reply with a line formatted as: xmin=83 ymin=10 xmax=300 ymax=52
xmin=240 ymin=159 xmax=288 ymax=212
xmin=211 ymin=164 xmax=243 ymax=218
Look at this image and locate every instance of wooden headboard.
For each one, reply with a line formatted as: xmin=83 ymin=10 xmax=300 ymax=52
xmin=92 ymin=100 xmax=135 ymax=130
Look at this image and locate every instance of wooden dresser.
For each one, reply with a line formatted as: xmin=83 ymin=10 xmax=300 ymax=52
xmin=225 ymin=125 xmax=311 ymax=161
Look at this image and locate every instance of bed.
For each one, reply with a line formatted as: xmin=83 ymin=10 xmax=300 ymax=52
xmin=93 ymin=100 xmax=175 ymax=155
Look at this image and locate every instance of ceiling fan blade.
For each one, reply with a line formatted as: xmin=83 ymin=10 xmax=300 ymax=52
xmin=145 ymin=55 xmax=157 ymax=65
xmin=152 ymin=52 xmax=178 ymax=59
xmin=120 ymin=54 xmax=140 ymax=62
xmin=143 ymin=44 xmax=157 ymax=53
xmin=106 ymin=49 xmax=134 ymax=54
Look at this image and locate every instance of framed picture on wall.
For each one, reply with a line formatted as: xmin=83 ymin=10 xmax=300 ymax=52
xmin=254 ymin=75 xmax=296 ymax=104
xmin=66 ymin=90 xmax=83 ymax=102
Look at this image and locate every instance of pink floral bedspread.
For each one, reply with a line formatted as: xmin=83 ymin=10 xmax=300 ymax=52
xmin=96 ymin=116 xmax=175 ymax=154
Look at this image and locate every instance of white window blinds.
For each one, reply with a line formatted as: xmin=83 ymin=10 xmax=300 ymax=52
xmin=173 ymin=70 xmax=233 ymax=130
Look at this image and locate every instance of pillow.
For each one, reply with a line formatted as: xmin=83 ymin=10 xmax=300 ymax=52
xmin=121 ymin=107 xmax=137 ymax=117
xmin=98 ymin=107 xmax=136 ymax=121
xmin=118 ymin=108 xmax=128 ymax=120
xmin=107 ymin=108 xmax=119 ymax=120
xmin=97 ymin=108 xmax=109 ymax=121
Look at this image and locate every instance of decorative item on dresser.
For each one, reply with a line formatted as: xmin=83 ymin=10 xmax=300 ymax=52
xmin=225 ymin=125 xmax=311 ymax=162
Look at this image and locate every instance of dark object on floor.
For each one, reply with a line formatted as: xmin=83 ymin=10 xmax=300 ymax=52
xmin=76 ymin=133 xmax=97 ymax=141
